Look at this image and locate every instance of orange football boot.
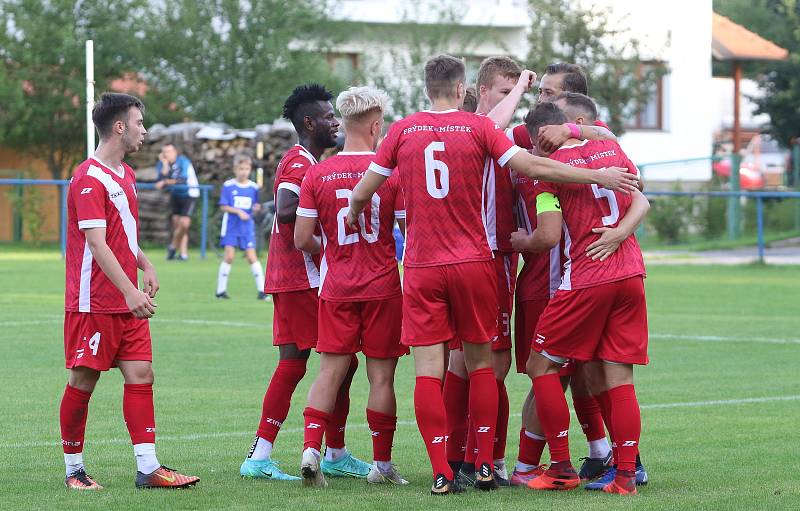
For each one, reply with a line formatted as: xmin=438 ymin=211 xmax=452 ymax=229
xmin=135 ymin=466 xmax=200 ymax=489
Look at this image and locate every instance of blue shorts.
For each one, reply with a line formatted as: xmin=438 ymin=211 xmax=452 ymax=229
xmin=220 ymin=231 xmax=256 ymax=250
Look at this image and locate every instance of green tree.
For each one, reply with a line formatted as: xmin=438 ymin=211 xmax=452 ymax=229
xmin=0 ymin=0 xmax=146 ymax=181
xmin=526 ymin=0 xmax=665 ymax=135
xmin=136 ymin=0 xmax=345 ymax=127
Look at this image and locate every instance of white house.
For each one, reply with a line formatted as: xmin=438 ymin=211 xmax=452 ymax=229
xmin=331 ymin=0 xmax=715 ymax=183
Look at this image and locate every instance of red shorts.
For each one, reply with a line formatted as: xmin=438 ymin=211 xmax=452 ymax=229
xmin=513 ymin=298 xmax=549 ymax=373
xmin=272 ymin=288 xmax=318 ymax=351
xmin=402 ymin=261 xmax=497 ymax=347
xmin=64 ymin=312 xmax=152 ymax=371
xmin=492 ymin=252 xmax=517 ymax=352
xmin=533 ymin=276 xmax=649 ymax=365
xmin=317 ymin=296 xmax=408 ymax=358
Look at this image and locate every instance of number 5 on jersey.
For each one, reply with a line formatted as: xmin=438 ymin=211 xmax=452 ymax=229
xmin=336 ymin=189 xmax=380 ymax=245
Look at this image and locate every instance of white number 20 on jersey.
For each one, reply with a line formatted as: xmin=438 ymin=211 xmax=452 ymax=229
xmin=336 ymin=189 xmax=380 ymax=245
xmin=591 ymin=184 xmax=620 ymax=226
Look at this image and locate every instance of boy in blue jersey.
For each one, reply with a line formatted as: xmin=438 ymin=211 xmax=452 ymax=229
xmin=216 ymin=154 xmax=268 ymax=300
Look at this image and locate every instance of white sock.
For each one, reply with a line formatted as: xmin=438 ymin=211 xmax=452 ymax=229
xmin=217 ymin=262 xmax=231 ymax=294
xmin=250 ymin=262 xmax=264 ymax=292
xmin=588 ymin=438 xmax=611 ymax=459
xmin=247 ymin=436 xmax=273 ymax=460
xmin=65 ymin=452 xmax=84 ymax=476
xmin=525 ymin=430 xmax=545 ymax=440
xmin=305 ymin=447 xmax=321 ymax=459
xmin=324 ymin=447 xmax=347 ymax=462
xmin=376 ymin=460 xmax=393 ymax=473
xmin=515 ymin=461 xmax=540 ymax=472
xmin=133 ymin=443 xmax=160 ymax=474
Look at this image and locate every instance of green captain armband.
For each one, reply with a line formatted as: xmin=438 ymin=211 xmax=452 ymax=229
xmin=536 ymin=192 xmax=561 ymax=213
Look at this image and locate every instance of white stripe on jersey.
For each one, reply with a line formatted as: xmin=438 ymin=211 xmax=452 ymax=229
xmin=481 ymin=158 xmax=493 ymax=253
xmin=485 ymin=159 xmax=498 ymax=251
xmin=303 ymin=250 xmax=321 ymax=289
xmin=87 ymin=165 xmax=139 ymax=260
xmin=317 ymin=229 xmax=328 ymax=296
xmin=78 ymin=241 xmax=93 ymax=312
xmin=277 ymin=182 xmax=301 ymax=196
xmin=220 ymin=212 xmax=229 ymax=237
xmin=549 ymin=246 xmax=562 ymax=298
xmin=560 ymin=224 xmax=574 ymax=291
xmin=186 ymin=163 xmax=200 ymax=198
xmin=296 ymin=145 xmax=319 ymax=165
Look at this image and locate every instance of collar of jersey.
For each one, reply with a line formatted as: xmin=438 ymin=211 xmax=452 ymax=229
xmin=91 ymin=156 xmax=125 ymax=178
xmin=556 ymin=139 xmax=590 ymax=151
xmin=421 ymin=109 xmax=459 ymax=114
xmin=337 ymin=151 xmax=376 ymax=155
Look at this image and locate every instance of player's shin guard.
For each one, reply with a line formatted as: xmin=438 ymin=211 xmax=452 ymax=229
xmin=532 ymin=373 xmax=571 ymax=463
xmin=494 ymin=379 xmax=509 ymax=461
xmin=573 ymin=395 xmax=607 ymax=442
xmin=60 ymin=385 xmax=92 ymax=455
xmin=367 ymin=408 xmax=396 ymax=462
xmin=608 ymin=384 xmax=640 ymax=473
xmin=303 ymin=407 xmax=331 ymax=453
xmin=123 ymin=384 xmax=156 ymax=445
xmin=468 ymin=367 xmax=498 ymax=471
xmin=257 ymin=358 xmax=308 ymax=443
xmin=414 ymin=376 xmax=453 ymax=480
xmin=443 ymin=371 xmax=469 ymax=466
xmin=326 ymin=354 xmax=357 ymax=449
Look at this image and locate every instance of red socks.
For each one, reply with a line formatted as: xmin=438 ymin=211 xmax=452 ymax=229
xmin=596 ymin=390 xmax=617 ymax=463
xmin=367 ymin=408 xmax=397 ymax=462
xmin=608 ymin=384 xmax=640 ymax=472
xmin=532 ymin=373 xmax=571 ymax=463
xmin=326 ymin=354 xmax=358 ymax=449
xmin=123 ymin=383 xmax=156 ymax=444
xmin=443 ymin=371 xmax=469 ymax=463
xmin=494 ymin=378 xmax=509 ymax=461
xmin=60 ymin=385 xmax=92 ymax=454
xmin=256 ymin=358 xmax=307 ymax=442
xmin=468 ymin=367 xmax=498 ymax=470
xmin=303 ymin=407 xmax=330 ymax=452
xmin=518 ymin=428 xmax=547 ymax=466
xmin=414 ymin=376 xmax=453 ymax=479
xmin=572 ymin=395 xmax=606 ymax=442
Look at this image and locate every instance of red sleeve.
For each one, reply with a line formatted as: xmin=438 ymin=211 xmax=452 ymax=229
xmin=510 ymin=123 xmax=533 ymax=150
xmin=277 ymin=154 xmax=312 ymax=195
xmin=594 ymin=119 xmax=610 ymax=130
xmin=73 ymin=175 xmax=108 ymax=230
xmin=295 ymin=170 xmax=318 ymax=218
xmin=369 ymin=123 xmax=401 ymax=176
xmin=481 ymin=116 xmax=521 ymax=167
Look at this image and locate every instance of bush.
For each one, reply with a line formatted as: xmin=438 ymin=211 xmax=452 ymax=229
xmin=6 ymin=186 xmax=48 ymax=247
xmin=649 ymin=183 xmax=694 ymax=244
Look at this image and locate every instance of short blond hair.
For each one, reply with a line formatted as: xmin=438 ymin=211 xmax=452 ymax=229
xmin=336 ymin=86 xmax=390 ymax=122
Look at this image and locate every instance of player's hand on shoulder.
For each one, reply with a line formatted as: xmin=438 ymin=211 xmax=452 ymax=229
xmin=510 ymin=228 xmax=533 ymax=252
xmin=597 ymin=167 xmax=640 ymax=193
xmin=586 ymin=227 xmax=625 ymax=261
xmin=537 ymin=125 xmax=569 ymax=154
xmin=125 ymin=288 xmax=157 ymax=318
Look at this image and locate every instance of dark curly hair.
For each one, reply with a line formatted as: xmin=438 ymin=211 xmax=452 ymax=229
xmin=282 ymin=83 xmax=334 ymax=131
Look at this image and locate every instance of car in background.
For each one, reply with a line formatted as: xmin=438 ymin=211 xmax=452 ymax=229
xmin=713 ymin=134 xmax=788 ymax=190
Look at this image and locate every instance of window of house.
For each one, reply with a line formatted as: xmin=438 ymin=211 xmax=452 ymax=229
xmin=327 ymin=53 xmax=360 ymax=83
xmin=623 ymin=63 xmax=665 ymax=130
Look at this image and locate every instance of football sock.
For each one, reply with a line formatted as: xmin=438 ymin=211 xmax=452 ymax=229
xmin=123 ymin=384 xmax=156 ymax=445
xmin=60 ymin=384 xmax=91 ymax=459
xmin=217 ymin=261 xmax=231 ymax=294
xmin=494 ymin=378 xmax=509 ymax=461
xmin=608 ymin=384 xmax=640 ymax=473
xmin=64 ymin=453 xmax=84 ymax=477
xmin=250 ymin=262 xmax=264 ymax=292
xmin=324 ymin=447 xmax=347 ymax=462
xmin=468 ymin=367 xmax=498 ymax=471
xmin=517 ymin=429 xmax=546 ymax=468
xmin=596 ymin=391 xmax=617 ymax=464
xmin=255 ymin=358 xmax=307 ymax=449
xmin=589 ymin=438 xmax=612 ymax=459
xmin=532 ymin=373 xmax=571 ymax=464
xmin=303 ymin=407 xmax=330 ymax=453
xmin=247 ymin=436 xmax=273 ymax=460
xmin=326 ymin=354 xmax=357 ymax=450
xmin=414 ymin=376 xmax=453 ymax=479
xmin=442 ymin=371 xmax=469 ymax=465
xmin=133 ymin=442 xmax=160 ymax=474
xmin=573 ymin=394 xmax=607 ymax=443
xmin=376 ymin=460 xmax=393 ymax=473
xmin=367 ymin=408 xmax=396 ymax=462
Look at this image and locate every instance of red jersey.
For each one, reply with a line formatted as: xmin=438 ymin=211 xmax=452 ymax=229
xmin=509 ymin=119 xmax=612 ymax=150
xmin=65 ymin=158 xmax=140 ymax=313
xmin=369 ymin=110 xmax=520 ymax=267
xmin=296 ymin=152 xmax=404 ymax=301
xmin=536 ymin=139 xmax=645 ymax=291
xmin=264 ymin=144 xmax=321 ymax=293
xmin=514 ymin=173 xmax=562 ymax=301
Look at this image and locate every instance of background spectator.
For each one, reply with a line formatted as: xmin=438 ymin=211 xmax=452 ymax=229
xmin=155 ymin=143 xmax=200 ymax=260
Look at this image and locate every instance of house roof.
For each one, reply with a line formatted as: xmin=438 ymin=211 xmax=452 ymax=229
xmin=712 ymin=12 xmax=788 ymax=61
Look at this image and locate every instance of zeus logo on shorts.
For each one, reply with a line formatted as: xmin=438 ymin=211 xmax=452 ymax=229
xmin=535 ymin=334 xmax=546 ymax=344
xmin=477 ymin=426 xmax=491 ymax=433
xmin=306 ymin=422 xmax=322 ymax=429
xmin=75 ymin=348 xmax=85 ymax=359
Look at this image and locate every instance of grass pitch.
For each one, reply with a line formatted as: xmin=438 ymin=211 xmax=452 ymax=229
xmin=1 ymin=247 xmax=798 ymax=510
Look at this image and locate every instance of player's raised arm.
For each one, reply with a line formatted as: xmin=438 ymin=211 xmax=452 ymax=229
xmin=347 ymin=169 xmax=388 ymax=229
xmin=507 ymin=150 xmax=640 ymax=192
xmin=84 ymin=228 xmax=155 ymax=318
xmin=586 ymin=189 xmax=650 ymax=261
xmin=487 ymin=69 xmax=536 ymax=129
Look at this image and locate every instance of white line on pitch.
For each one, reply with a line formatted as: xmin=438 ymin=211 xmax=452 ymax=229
xmin=4 ymin=394 xmax=798 ymax=450
xmin=651 ymin=333 xmax=800 ymax=345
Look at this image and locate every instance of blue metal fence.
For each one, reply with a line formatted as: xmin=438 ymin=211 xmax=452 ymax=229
xmin=0 ymin=178 xmax=214 ymax=259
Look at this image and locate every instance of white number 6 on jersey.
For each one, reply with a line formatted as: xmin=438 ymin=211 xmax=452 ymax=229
xmin=424 ymin=142 xmax=449 ymax=199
